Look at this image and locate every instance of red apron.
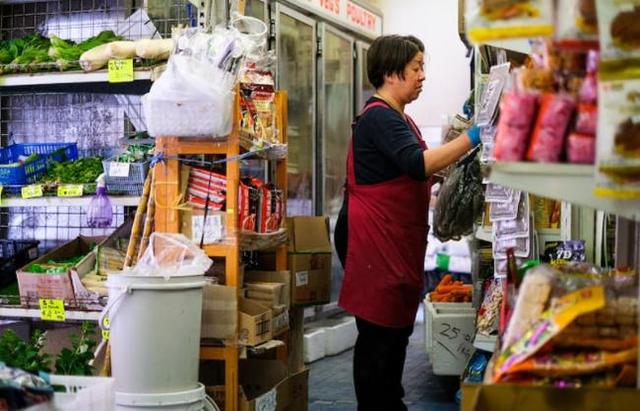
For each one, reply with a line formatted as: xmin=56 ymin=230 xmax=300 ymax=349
xmin=338 ymin=101 xmax=432 ymax=328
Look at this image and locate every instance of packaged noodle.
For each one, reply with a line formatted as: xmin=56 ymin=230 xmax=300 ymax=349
xmin=466 ymin=0 xmax=554 ymax=44
xmin=594 ymin=77 xmax=640 ymax=199
xmin=526 ymin=93 xmax=576 ymax=163
xmin=555 ymin=0 xmax=599 ymax=48
xmin=596 ymin=0 xmax=640 ymax=77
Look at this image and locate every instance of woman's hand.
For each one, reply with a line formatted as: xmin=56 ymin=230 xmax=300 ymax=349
xmin=422 ymin=124 xmax=481 ymax=176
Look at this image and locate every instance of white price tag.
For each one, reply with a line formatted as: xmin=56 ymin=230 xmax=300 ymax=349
xmin=434 ymin=320 xmax=474 ymax=363
xmin=192 ymin=214 xmax=224 ymax=244
xmin=255 ymin=388 xmax=276 ymax=411
xmin=295 ymin=271 xmax=309 ymax=287
xmin=109 ymin=162 xmax=131 ymax=177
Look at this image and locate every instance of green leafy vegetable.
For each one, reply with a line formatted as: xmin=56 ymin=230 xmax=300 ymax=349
xmin=0 ymin=329 xmax=52 ymax=374
xmin=54 ymin=322 xmax=97 ymax=376
xmin=41 ymin=157 xmax=103 ymax=185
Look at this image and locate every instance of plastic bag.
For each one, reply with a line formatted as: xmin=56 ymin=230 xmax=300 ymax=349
xmin=465 ymin=0 xmax=554 ymax=44
xmin=555 ymin=0 xmax=599 ymax=48
xmin=128 ymin=233 xmax=212 ymax=277
xmin=494 ymin=91 xmax=538 ymax=161
xmin=526 ymin=93 xmax=576 ymax=163
xmin=433 ymin=150 xmax=485 ymax=241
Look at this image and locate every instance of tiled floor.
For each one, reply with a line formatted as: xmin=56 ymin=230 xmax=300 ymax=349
xmin=308 ymin=316 xmax=459 ymax=411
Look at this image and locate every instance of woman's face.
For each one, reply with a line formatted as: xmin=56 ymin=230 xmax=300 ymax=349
xmin=392 ymin=51 xmax=426 ymax=104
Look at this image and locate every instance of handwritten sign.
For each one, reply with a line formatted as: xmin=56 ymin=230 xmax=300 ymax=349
xmin=108 ymin=59 xmax=134 ymax=83
xmin=39 ymin=299 xmax=66 ymax=322
xmin=57 ymin=184 xmax=83 ymax=197
xmin=435 ymin=321 xmax=474 ymax=363
xmin=108 ymin=162 xmax=131 ymax=177
xmin=22 ymin=184 xmax=43 ymax=199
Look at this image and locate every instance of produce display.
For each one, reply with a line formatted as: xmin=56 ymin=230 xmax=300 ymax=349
xmin=430 ymin=275 xmax=472 ymax=302
xmin=112 ymin=143 xmax=155 ymax=163
xmin=40 ymin=157 xmax=103 ymax=185
xmin=24 ymin=254 xmax=85 ymax=274
xmin=0 ymin=31 xmax=172 ymax=75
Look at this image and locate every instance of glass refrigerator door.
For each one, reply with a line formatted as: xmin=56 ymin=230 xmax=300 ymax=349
xmin=275 ymin=4 xmax=316 ymax=216
xmin=355 ymin=41 xmax=374 ymax=113
xmin=318 ymin=23 xmax=354 ymax=300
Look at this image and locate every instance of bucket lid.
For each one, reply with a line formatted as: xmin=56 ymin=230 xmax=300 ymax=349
xmin=115 ymin=384 xmax=205 ymax=407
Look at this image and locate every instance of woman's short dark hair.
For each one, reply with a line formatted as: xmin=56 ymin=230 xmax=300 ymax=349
xmin=367 ymin=35 xmax=424 ymax=89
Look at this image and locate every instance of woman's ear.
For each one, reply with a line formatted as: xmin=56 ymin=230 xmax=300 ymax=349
xmin=383 ymin=72 xmax=398 ymax=86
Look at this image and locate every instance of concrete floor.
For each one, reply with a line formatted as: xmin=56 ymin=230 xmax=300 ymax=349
xmin=307 ymin=317 xmax=459 ymax=411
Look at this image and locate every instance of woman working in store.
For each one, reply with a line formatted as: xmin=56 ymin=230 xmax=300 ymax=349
xmin=334 ymin=34 xmax=481 ymax=411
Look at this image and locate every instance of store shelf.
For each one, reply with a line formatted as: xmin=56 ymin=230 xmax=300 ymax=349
xmin=0 ymin=196 xmax=140 ymax=208
xmin=537 ymin=228 xmax=561 ymax=245
xmin=489 ymin=162 xmax=640 ymax=222
xmin=0 ymin=65 xmax=164 ymax=94
xmin=0 ymin=307 xmax=100 ymax=321
xmin=473 ymin=333 xmax=497 ymax=353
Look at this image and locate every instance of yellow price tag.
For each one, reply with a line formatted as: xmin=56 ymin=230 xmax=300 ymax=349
xmin=102 ymin=330 xmax=110 ymax=340
xmin=21 ymin=184 xmax=43 ymax=199
xmin=39 ymin=299 xmax=66 ymax=322
xmin=108 ymin=59 xmax=134 ymax=83
xmin=57 ymin=184 xmax=83 ymax=197
xmin=0 ymin=185 xmax=3 ymax=206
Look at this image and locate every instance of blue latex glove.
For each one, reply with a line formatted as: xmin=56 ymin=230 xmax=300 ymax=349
xmin=466 ymin=124 xmax=481 ymax=147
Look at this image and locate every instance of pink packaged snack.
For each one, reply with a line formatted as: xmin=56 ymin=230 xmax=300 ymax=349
xmin=567 ymin=132 xmax=595 ymax=164
xmin=575 ymin=103 xmax=597 ymax=135
xmin=527 ymin=93 xmax=576 ymax=163
xmin=494 ymin=91 xmax=539 ymax=162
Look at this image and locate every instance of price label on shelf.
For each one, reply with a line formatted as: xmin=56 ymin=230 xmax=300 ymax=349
xmin=57 ymin=184 xmax=83 ymax=197
xmin=0 ymin=185 xmax=3 ymax=205
xmin=39 ymin=299 xmax=66 ymax=322
xmin=21 ymin=184 xmax=43 ymax=199
xmin=108 ymin=59 xmax=134 ymax=83
xmin=109 ymin=162 xmax=131 ymax=177
xmin=102 ymin=317 xmax=110 ymax=340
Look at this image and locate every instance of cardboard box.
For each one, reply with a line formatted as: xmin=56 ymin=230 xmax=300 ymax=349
xmin=239 ymin=297 xmax=272 ymax=346
xmin=259 ymin=217 xmax=332 ymax=306
xmin=201 ymin=283 xmax=237 ymax=340
xmin=246 ymin=282 xmax=285 ymax=307
xmin=461 ymin=383 xmax=640 ymax=411
xmin=245 ymin=271 xmax=290 ymax=308
xmin=271 ymin=304 xmax=289 ymax=336
xmin=17 ymin=236 xmax=105 ymax=307
xmin=181 ymin=208 xmax=227 ymax=245
xmin=201 ymin=360 xmax=309 ymax=411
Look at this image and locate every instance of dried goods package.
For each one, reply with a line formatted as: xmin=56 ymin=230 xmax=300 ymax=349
xmin=527 ymin=93 xmax=576 ymax=162
xmin=555 ymin=0 xmax=599 ymax=47
xmin=596 ymin=0 xmax=640 ymax=76
xmin=494 ymin=91 xmax=538 ymax=161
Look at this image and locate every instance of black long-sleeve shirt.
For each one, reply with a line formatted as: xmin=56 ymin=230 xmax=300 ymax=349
xmin=335 ymin=97 xmax=427 ymax=267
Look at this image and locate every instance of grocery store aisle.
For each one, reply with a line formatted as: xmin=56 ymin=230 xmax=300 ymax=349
xmin=308 ymin=312 xmax=459 ymax=411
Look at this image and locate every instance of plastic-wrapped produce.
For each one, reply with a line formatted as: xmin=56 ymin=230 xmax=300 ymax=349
xmin=526 ymin=93 xmax=576 ymax=163
xmin=494 ymin=91 xmax=538 ymax=161
xmin=433 ymin=150 xmax=485 ymax=242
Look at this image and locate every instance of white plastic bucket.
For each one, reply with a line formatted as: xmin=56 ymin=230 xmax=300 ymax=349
xmin=101 ymin=274 xmax=206 ymax=401
xmin=115 ymin=384 xmax=207 ymax=410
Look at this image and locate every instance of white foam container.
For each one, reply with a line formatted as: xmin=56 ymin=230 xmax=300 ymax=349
xmin=324 ymin=317 xmax=357 ymax=356
xmin=303 ymin=327 xmax=327 ymax=363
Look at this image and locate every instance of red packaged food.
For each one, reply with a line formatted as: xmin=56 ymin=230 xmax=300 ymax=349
xmin=575 ymin=102 xmax=597 ymax=135
xmin=527 ymin=93 xmax=576 ymax=163
xmin=567 ymin=133 xmax=595 ymax=164
xmin=494 ymin=91 xmax=539 ymax=162
xmin=257 ymin=185 xmax=283 ymax=233
xmin=239 ymin=179 xmax=260 ymax=231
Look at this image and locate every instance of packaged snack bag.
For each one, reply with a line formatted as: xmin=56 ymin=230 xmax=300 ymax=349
xmin=526 ymin=93 xmax=576 ymax=163
xmin=567 ymin=132 xmax=596 ymax=163
xmin=466 ymin=0 xmax=555 ymax=44
xmin=596 ymin=0 xmax=640 ymax=77
xmin=555 ymin=0 xmax=599 ymax=48
xmin=494 ymin=91 xmax=539 ymax=161
xmin=594 ymin=77 xmax=640 ymax=199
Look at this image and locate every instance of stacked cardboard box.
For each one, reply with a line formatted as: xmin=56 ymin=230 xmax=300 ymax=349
xmin=245 ymin=271 xmax=291 ymax=337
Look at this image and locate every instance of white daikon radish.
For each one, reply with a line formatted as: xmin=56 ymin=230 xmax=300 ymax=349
xmin=79 ymin=43 xmax=111 ymax=72
xmin=135 ymin=39 xmax=174 ymax=60
xmin=106 ymin=41 xmax=137 ymax=59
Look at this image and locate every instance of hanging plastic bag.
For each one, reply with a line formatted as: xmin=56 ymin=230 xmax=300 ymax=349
xmin=433 ymin=149 xmax=485 ymax=242
xmin=127 ymin=233 xmax=212 ymax=277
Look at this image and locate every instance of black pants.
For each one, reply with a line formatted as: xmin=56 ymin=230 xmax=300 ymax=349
xmin=353 ymin=317 xmax=414 ymax=411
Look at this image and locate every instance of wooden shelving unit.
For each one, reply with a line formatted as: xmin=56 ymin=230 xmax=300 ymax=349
xmin=154 ymin=91 xmax=289 ymax=411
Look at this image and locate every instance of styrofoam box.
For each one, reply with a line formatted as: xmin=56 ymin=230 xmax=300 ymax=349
xmin=424 ymin=295 xmax=476 ymax=376
xmin=325 ymin=317 xmax=357 ymax=356
xmin=303 ymin=328 xmax=327 ymax=364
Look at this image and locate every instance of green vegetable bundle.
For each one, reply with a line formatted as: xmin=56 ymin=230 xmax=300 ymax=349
xmin=113 ymin=143 xmax=155 ymax=163
xmin=49 ymin=30 xmax=122 ymax=70
xmin=41 ymin=157 xmax=104 ymax=185
xmin=25 ymin=255 xmax=86 ymax=274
